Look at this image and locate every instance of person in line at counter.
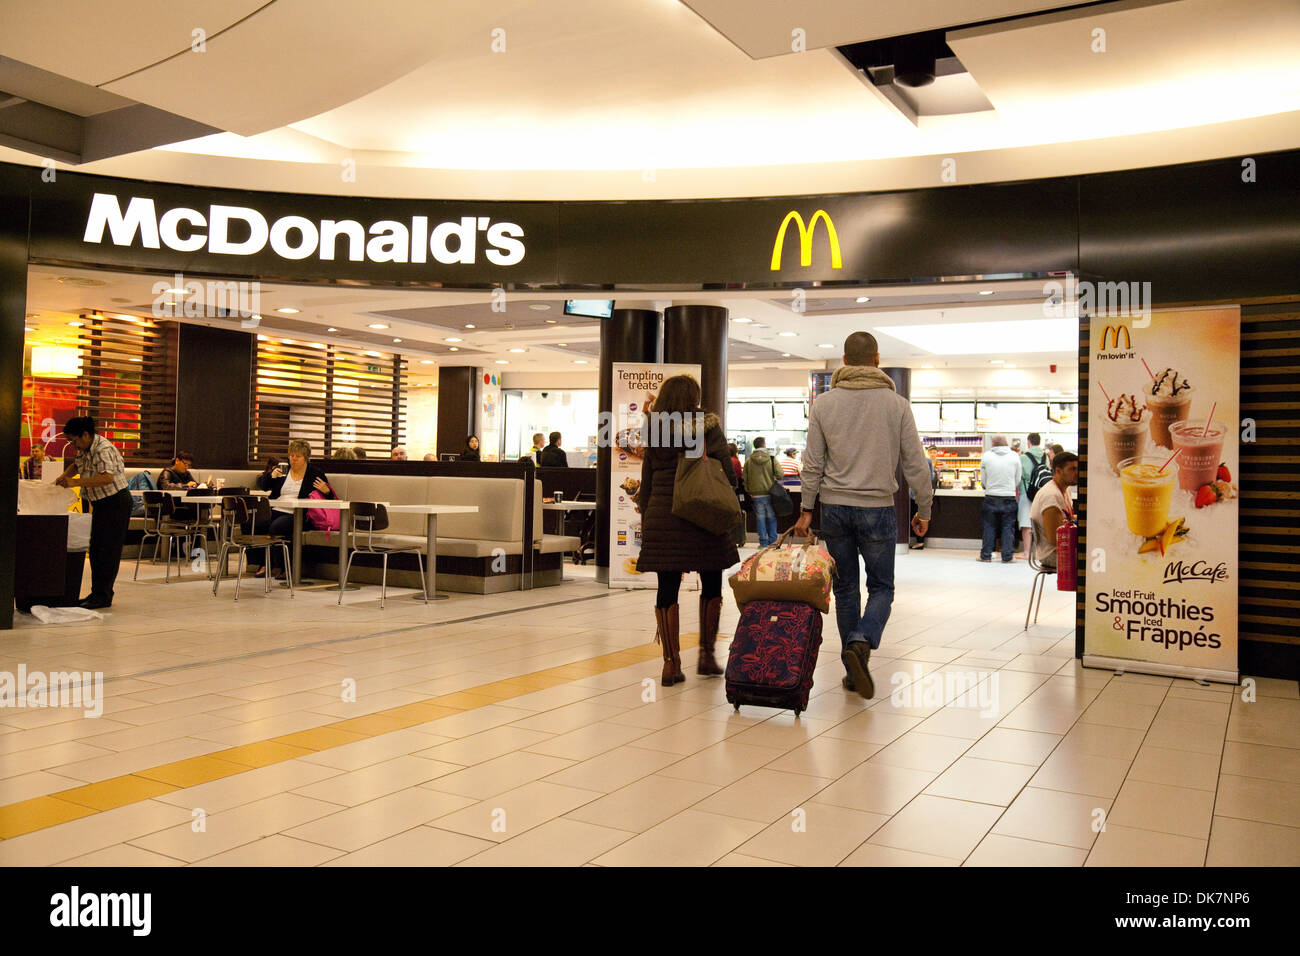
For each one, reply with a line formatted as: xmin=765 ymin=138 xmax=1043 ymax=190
xmin=21 ymin=443 xmax=46 ymax=480
xmin=1016 ymin=433 xmax=1048 ymax=560
xmin=539 ymin=432 xmax=569 ymax=468
xmin=529 ymin=432 xmax=546 ymax=463
xmin=635 ymin=374 xmax=737 ymax=684
xmin=1029 ymin=452 xmax=1078 ymax=567
xmin=780 ymin=447 xmax=801 ymax=480
xmin=459 ymin=435 xmax=481 ymax=461
xmin=262 ymin=439 xmax=336 ymax=579
xmin=793 ymin=332 xmax=932 ymax=700
xmin=53 ymin=417 xmax=131 ymax=610
xmin=1047 ymin=443 xmax=1064 ymax=466
xmin=390 ymin=445 xmax=409 ymax=461
xmin=979 ymin=435 xmax=1022 ymax=563
xmin=742 ymin=436 xmax=782 ymax=547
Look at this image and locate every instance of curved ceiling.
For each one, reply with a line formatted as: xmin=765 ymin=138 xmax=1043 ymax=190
xmin=0 ymin=0 xmax=1297 ymax=199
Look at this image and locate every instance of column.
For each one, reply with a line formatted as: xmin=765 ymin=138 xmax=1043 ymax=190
xmin=436 ymin=366 xmax=478 ymax=459
xmin=883 ymin=366 xmax=912 ymax=550
xmin=596 ymin=307 xmax=662 ymax=583
xmin=663 ymin=304 xmax=728 ymax=432
xmin=0 ymin=165 xmax=31 ymax=629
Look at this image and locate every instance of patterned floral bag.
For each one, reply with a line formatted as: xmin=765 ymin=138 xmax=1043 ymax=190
xmin=728 ymin=529 xmax=837 ymax=613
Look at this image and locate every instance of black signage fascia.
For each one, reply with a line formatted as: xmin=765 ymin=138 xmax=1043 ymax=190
xmin=27 ymin=170 xmax=561 ymax=286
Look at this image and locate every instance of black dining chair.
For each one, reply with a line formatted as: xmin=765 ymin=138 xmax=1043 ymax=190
xmin=136 ymin=491 xmax=196 ymax=583
xmin=212 ymin=496 xmax=294 ymax=601
xmin=337 ymin=502 xmax=428 ymax=609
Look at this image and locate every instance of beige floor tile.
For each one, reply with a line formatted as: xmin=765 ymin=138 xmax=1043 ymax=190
xmin=592 ymin=809 xmax=765 ymax=867
xmin=1219 ymin=741 xmax=1300 ymax=784
xmin=925 ymin=756 xmax=1036 ymax=806
xmin=1140 ymin=716 xmax=1226 ymax=756
xmin=964 ymin=833 xmax=1087 ymax=866
xmin=1079 ymin=698 xmax=1158 ymax=731
xmin=1213 ymin=774 xmax=1300 ymax=828
xmin=522 ymin=721 xmax=653 ymax=761
xmin=1245 ymin=676 xmax=1299 ymax=700
xmin=1030 ymin=750 xmax=1132 ymax=798
xmin=457 ymin=818 xmax=634 ymax=866
xmin=297 ymin=729 xmax=457 ymax=772
xmin=542 ymin=746 xmax=682 ymax=793
xmin=0 ymin=770 xmax=88 ymax=804
xmin=41 ymin=738 xmax=218 ymax=784
xmin=56 ymin=843 xmax=187 ymax=867
xmin=725 ymin=714 xmax=838 ymax=752
xmin=323 ymin=825 xmax=495 ymax=866
xmin=292 ymin=755 xmax=462 ymax=806
xmin=692 ymin=769 xmax=833 ymax=824
xmin=414 ymin=704 xmax=536 ymax=739
xmin=512 ymin=701 xmax=631 ymax=735
xmin=868 ymin=732 xmax=972 ymax=773
xmin=655 ymin=740 xmax=784 ymax=788
xmin=430 ymin=780 xmax=604 ymax=843
xmin=811 ymin=761 xmax=936 ymax=816
xmin=0 ymin=799 xmax=195 ymax=866
xmin=564 ymin=774 xmax=718 ymax=833
xmin=1054 ymin=723 xmax=1147 ymax=761
xmin=965 ymin=728 xmax=1062 ymax=766
xmin=1085 ymin=825 xmax=1207 ymax=867
xmin=131 ymin=792 xmax=343 ymax=862
xmin=190 ymin=834 xmax=343 ymax=866
xmin=867 ymin=794 xmax=1001 ymax=860
xmin=712 ymin=852 xmax=793 ymax=866
xmin=152 ymin=758 xmax=341 ymax=814
xmin=416 ymin=725 xmax=554 ymax=766
xmin=1128 ymin=746 xmax=1220 ymax=792
xmin=1226 ymin=697 xmax=1300 ymax=749
xmin=1003 ymin=654 xmax=1066 ymax=675
xmin=1109 ymin=780 xmax=1216 ymax=839
xmin=737 ymin=802 xmax=889 ymax=867
xmin=993 ymin=787 xmax=1110 ymax=850
xmin=630 ymin=716 xmax=743 ymax=756
xmin=419 ymin=750 xmax=576 ymax=800
xmin=1092 ymin=681 xmax=1169 ymax=707
xmin=283 ymin=787 xmax=479 ymax=851
xmin=822 ymin=710 xmax=924 ymax=745
xmin=1205 ymin=816 xmax=1300 ymax=867
xmin=838 ymin=842 xmax=960 ymax=867
xmin=1155 ymin=696 xmax=1230 ymax=725
xmin=997 ymin=702 xmax=1082 ymax=735
xmin=766 ymin=736 xmax=882 ymax=778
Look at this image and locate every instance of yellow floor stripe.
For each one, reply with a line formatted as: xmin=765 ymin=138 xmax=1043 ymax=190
xmin=0 ymin=633 xmax=700 ymax=841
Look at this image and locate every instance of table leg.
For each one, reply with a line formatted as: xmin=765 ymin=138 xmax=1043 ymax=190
xmin=291 ymin=508 xmax=303 ymax=587
xmin=330 ymin=508 xmax=359 ymax=591
xmin=415 ymin=511 xmax=447 ymax=601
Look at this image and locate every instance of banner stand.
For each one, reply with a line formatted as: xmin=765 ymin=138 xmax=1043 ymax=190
xmin=1082 ymin=655 xmax=1237 ymax=686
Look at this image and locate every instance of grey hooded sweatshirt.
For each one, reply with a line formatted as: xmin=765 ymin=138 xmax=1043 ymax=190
xmin=800 ymin=365 xmax=934 ymax=520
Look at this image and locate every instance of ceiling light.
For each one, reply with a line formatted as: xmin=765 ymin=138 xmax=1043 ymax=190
xmin=990 ymin=359 xmax=1005 ymax=365
xmin=308 ymin=342 xmax=326 ymax=349
xmin=367 ymin=323 xmax=388 ymax=329
xmin=67 ymin=321 xmax=83 ymax=328
xmin=363 ymin=351 xmax=381 ymax=357
xmin=921 ymin=364 xmax=935 ymax=369
xmin=508 ymin=348 xmax=526 ymax=353
xmin=420 ymin=360 xmax=435 ymax=365
xmin=741 ymin=356 xmax=755 ymax=359
xmin=444 ymin=337 xmax=462 ymax=342
xmin=495 ymin=360 xmax=509 ymax=365
xmin=817 ymin=343 xmax=834 ymax=348
xmin=781 ymin=353 xmax=791 ymax=357
xmin=276 ymin=307 xmax=300 ymax=314
xmin=464 ymin=324 xmax=475 ymax=329
xmin=856 ymin=296 xmax=871 ymax=303
xmin=393 ymin=338 xmax=402 ymax=343
xmin=978 ymin=290 xmax=994 ymax=296
xmin=732 ymin=317 xmax=752 ymax=323
xmin=326 ymin=327 xmax=338 ymax=332
xmin=448 ymin=347 xmax=460 ymax=352
xmin=876 ymin=319 xmax=1075 ymax=354
xmin=556 ymin=343 xmax=568 ymax=347
xmin=573 ymin=360 xmax=588 ymax=365
xmin=778 ymin=331 xmax=797 ymax=337
xmin=30 ymin=346 xmax=82 ymax=378
xmin=529 ymin=304 xmax=551 ymax=311
xmin=544 ymin=319 xmax=557 ymax=324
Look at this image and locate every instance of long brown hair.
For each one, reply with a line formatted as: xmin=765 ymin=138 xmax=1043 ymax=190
xmin=653 ymin=374 xmax=702 ymax=416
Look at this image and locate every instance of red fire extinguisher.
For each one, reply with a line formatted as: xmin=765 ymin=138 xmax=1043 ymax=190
xmin=1056 ymin=519 xmax=1077 ymax=591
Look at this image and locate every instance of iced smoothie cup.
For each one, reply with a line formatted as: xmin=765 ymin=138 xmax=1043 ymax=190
xmin=1102 ymin=417 xmax=1148 ymax=474
xmin=1147 ymin=391 xmax=1192 ymax=448
xmin=1169 ymin=420 xmax=1226 ymax=493
xmin=1120 ymin=456 xmax=1177 ymax=538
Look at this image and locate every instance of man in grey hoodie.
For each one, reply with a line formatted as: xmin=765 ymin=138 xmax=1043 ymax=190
xmin=793 ymin=332 xmax=932 ymax=700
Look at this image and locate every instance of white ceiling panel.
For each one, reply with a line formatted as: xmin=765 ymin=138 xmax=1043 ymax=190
xmin=949 ymin=0 xmax=1300 ymax=134
xmin=102 ymin=0 xmax=488 ymax=136
xmin=0 ymin=0 xmax=268 ymax=87
xmin=681 ymin=0 xmax=1077 ymax=58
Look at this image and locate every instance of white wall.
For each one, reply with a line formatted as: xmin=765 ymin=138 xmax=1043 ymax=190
xmin=406 ymin=386 xmax=438 ymax=459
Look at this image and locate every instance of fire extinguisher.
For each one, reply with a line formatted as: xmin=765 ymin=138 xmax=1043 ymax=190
xmin=1056 ymin=519 xmax=1077 ymax=591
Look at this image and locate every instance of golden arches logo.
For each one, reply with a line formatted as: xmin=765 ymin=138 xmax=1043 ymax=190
xmin=770 ymin=209 xmax=842 ymax=271
xmin=1100 ymin=324 xmax=1131 ymax=350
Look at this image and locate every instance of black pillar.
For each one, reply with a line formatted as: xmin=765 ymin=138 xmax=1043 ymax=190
xmin=663 ymin=305 xmax=728 ymax=432
xmin=883 ymin=367 xmax=912 ymax=547
xmin=175 ymin=324 xmax=255 ymax=466
xmin=436 ymin=366 xmax=477 ymax=458
xmin=0 ymin=165 xmax=31 ymax=629
xmin=596 ymin=309 xmax=662 ymax=580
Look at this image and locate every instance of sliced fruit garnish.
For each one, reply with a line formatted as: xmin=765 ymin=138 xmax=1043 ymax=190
xmin=1138 ymin=538 xmax=1161 ymax=554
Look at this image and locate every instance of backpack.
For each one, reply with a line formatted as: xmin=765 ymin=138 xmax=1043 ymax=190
xmin=1027 ymin=455 xmax=1052 ymax=501
xmin=127 ymin=470 xmax=155 ymax=516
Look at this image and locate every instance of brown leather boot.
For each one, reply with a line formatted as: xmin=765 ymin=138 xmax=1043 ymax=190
xmin=697 ymin=595 xmax=724 ymax=676
xmin=654 ymin=605 xmax=684 ymax=685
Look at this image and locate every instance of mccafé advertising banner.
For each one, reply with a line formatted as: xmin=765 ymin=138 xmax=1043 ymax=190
xmin=608 ymin=363 xmax=700 ymax=589
xmin=476 ymin=370 xmax=501 ymax=462
xmin=1084 ymin=307 xmax=1240 ymax=683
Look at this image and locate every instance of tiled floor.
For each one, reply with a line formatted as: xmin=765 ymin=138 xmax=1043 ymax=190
xmin=1 ymin=547 xmax=1296 ymax=866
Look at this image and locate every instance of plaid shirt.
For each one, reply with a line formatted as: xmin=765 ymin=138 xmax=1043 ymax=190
xmin=74 ymin=434 xmax=127 ymax=501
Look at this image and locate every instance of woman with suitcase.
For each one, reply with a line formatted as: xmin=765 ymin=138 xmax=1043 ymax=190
xmin=634 ymin=375 xmax=739 ymax=685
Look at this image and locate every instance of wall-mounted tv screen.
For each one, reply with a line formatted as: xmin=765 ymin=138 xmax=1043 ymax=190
xmin=563 ymin=300 xmax=614 ymax=319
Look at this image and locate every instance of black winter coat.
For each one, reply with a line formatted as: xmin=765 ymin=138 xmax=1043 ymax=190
xmin=634 ymin=412 xmax=739 ymax=573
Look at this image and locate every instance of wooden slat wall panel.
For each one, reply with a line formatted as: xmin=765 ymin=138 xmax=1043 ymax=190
xmin=72 ymin=313 xmax=175 ymax=461
xmin=248 ymin=339 xmax=407 ymax=461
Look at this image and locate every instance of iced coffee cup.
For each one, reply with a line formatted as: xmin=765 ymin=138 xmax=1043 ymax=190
xmin=1169 ymin=420 xmax=1225 ymax=493
xmin=1101 ymin=394 xmax=1150 ymax=473
xmin=1119 ymin=456 xmax=1177 ymax=538
xmin=1146 ymin=368 xmax=1193 ymax=449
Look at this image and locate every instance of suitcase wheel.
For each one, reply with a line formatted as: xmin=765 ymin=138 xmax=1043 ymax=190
xmin=733 ymin=703 xmax=740 ymax=712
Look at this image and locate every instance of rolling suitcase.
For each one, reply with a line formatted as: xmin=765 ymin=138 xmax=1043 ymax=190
xmin=725 ymin=599 xmax=822 ymax=716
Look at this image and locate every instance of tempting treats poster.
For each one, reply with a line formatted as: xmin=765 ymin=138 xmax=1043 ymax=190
xmin=1085 ymin=307 xmax=1239 ymax=681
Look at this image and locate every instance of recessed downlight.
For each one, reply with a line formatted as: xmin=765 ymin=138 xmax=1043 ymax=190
xmin=778 ymin=331 xmax=797 ymax=337
xmin=276 ymin=307 xmax=300 ymax=314
xmin=508 ymin=348 xmax=526 ymax=353
xmin=420 ymin=360 xmax=435 ymax=365
xmin=544 ymin=319 xmax=557 ymax=324
xmin=393 ymin=338 xmax=402 ymax=343
xmin=978 ymin=290 xmax=994 ymax=296
xmin=781 ymin=353 xmax=791 ymax=358
xmin=529 ymin=304 xmax=551 ymax=311
xmin=573 ymin=359 xmax=588 ymax=365
xmin=464 ymin=324 xmax=476 ymax=329
xmin=448 ymin=347 xmax=460 ymax=352
xmin=732 ymin=317 xmax=752 ymax=323
xmin=67 ymin=321 xmax=83 ymax=328
xmin=856 ymin=296 xmax=871 ymax=303
xmin=363 ymin=351 xmax=381 ymax=357
xmin=444 ymin=337 xmax=462 ymax=342
xmin=367 ymin=323 xmax=389 ymax=329
xmin=326 ymin=327 xmax=338 ymax=332
xmin=495 ymin=360 xmax=509 ymax=365
xmin=818 ymin=343 xmax=834 ymax=348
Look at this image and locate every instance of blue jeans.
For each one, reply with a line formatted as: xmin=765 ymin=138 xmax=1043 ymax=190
xmin=820 ymin=504 xmax=897 ymax=660
xmin=751 ymin=495 xmax=777 ymax=547
xmin=981 ymin=495 xmax=1018 ymax=561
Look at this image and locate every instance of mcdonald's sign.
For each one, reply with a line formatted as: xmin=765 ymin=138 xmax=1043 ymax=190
xmin=1099 ymin=324 xmax=1132 ymax=350
xmin=770 ymin=209 xmax=842 ymax=271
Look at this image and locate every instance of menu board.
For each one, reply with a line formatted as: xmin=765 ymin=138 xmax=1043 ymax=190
xmin=911 ymin=403 xmax=942 ymax=431
xmin=609 ymin=362 xmax=701 ymax=588
xmin=1083 ymin=307 xmax=1239 ymax=683
xmin=939 ymin=401 xmax=975 ymax=431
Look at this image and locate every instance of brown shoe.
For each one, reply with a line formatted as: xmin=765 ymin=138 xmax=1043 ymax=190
xmin=697 ymin=595 xmax=724 ymax=677
xmin=654 ymin=605 xmax=685 ymax=686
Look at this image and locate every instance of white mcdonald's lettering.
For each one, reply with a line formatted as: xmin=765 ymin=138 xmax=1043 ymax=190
xmin=81 ymin=193 xmax=527 ymax=266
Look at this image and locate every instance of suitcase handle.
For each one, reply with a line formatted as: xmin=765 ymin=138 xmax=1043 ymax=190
xmin=746 ymin=528 xmax=836 ymax=582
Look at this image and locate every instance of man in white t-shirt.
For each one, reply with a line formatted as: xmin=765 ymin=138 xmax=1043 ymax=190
xmin=1029 ymin=451 xmax=1078 ymax=568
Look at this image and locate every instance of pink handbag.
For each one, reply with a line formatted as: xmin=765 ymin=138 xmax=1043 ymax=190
xmin=306 ymin=489 xmax=340 ymax=532
xmin=729 ymin=530 xmax=837 ymax=613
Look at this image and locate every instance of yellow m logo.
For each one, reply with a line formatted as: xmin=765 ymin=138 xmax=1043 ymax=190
xmin=770 ymin=209 xmax=842 ymax=271
xmin=1100 ymin=324 xmax=1131 ymax=350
